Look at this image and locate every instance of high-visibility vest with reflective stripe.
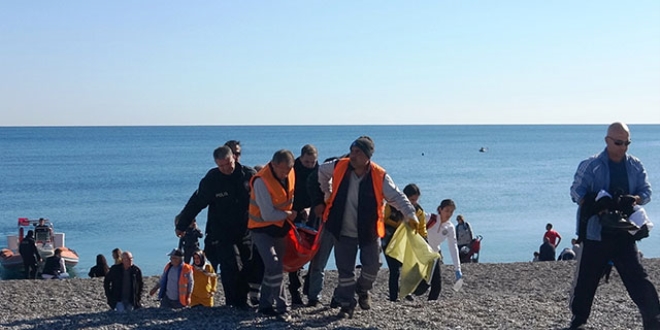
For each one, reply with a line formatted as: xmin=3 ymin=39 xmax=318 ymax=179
xmin=248 ymin=163 xmax=295 ymax=229
xmin=323 ymin=159 xmax=387 ymax=238
xmin=158 ymin=263 xmax=193 ymax=306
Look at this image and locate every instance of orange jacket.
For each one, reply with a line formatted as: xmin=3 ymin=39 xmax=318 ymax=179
xmin=158 ymin=263 xmax=194 ymax=306
xmin=323 ymin=159 xmax=386 ymax=239
xmin=248 ymin=163 xmax=295 ymax=229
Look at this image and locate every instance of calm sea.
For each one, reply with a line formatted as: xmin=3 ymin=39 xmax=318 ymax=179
xmin=1 ymin=125 xmax=659 ymax=277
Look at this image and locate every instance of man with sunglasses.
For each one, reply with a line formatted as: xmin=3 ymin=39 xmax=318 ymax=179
xmin=569 ymin=122 xmax=660 ymax=329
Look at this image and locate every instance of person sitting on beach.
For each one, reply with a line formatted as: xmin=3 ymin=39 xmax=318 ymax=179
xmin=538 ymin=237 xmax=556 ymax=262
xmin=19 ymin=230 xmax=42 ymax=279
xmin=558 ymin=248 xmax=576 ymax=261
xmin=103 ymin=251 xmax=144 ymax=312
xmin=177 ymin=218 xmax=203 ymax=264
xmin=570 ymin=238 xmax=581 ymax=260
xmin=532 ymin=251 xmax=540 ymax=262
xmin=89 ymin=254 xmax=110 ymax=278
xmin=426 ymin=199 xmax=463 ymax=300
xmin=455 ymin=215 xmax=474 ymax=263
xmin=382 ymin=183 xmax=428 ymax=302
xmin=112 ymin=248 xmax=123 ymax=265
xmin=543 ymin=223 xmax=562 ymax=248
xmin=150 ymin=248 xmax=194 ymax=308
xmin=190 ymin=250 xmax=217 ymax=307
xmin=41 ymin=248 xmax=69 ymax=279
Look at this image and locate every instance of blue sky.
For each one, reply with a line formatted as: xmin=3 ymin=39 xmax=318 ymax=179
xmin=1 ymin=1 xmax=659 ymax=126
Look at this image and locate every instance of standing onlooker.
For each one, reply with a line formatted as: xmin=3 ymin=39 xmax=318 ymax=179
xmin=569 ymin=122 xmax=660 ymax=330
xmin=224 ymin=140 xmax=242 ymax=163
xmin=103 ymin=251 xmax=144 ymax=312
xmin=190 ymin=250 xmax=217 ymax=307
xmin=150 ymin=249 xmax=194 ymax=309
xmin=177 ymin=218 xmax=203 ymax=264
xmin=455 ymin=215 xmax=474 ymax=263
xmin=382 ymin=183 xmax=428 ymax=302
xmin=305 ymin=155 xmax=345 ymax=307
xmin=34 ymin=218 xmax=53 ymax=245
xmin=18 ymin=230 xmax=41 ymax=279
xmin=175 ymin=145 xmax=256 ymax=309
xmin=248 ymin=150 xmax=297 ymax=322
xmin=538 ymin=237 xmax=556 ymax=262
xmin=571 ymin=238 xmax=582 ymax=261
xmin=225 ymin=139 xmax=264 ymax=307
xmin=89 ymin=254 xmax=110 ymax=278
xmin=288 ymin=144 xmax=319 ymax=305
xmin=112 ymin=248 xmax=123 ymax=265
xmin=41 ymin=248 xmax=68 ymax=279
xmin=318 ymin=136 xmax=419 ymax=318
xmin=426 ymin=199 xmax=463 ymax=300
xmin=544 ymin=223 xmax=562 ymax=248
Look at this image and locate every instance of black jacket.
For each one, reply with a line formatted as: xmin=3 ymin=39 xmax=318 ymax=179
xmin=103 ymin=264 xmax=144 ymax=309
xmin=42 ymin=256 xmax=63 ymax=276
xmin=292 ymin=157 xmax=318 ymax=214
xmin=538 ymin=242 xmax=556 ymax=262
xmin=177 ymin=163 xmax=256 ymax=242
xmin=18 ymin=237 xmax=41 ymax=264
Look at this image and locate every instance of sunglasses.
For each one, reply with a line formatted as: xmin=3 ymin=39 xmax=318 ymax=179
xmin=607 ymin=136 xmax=631 ymax=146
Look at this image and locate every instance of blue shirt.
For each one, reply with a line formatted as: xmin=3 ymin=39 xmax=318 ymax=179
xmin=570 ymin=148 xmax=652 ymax=241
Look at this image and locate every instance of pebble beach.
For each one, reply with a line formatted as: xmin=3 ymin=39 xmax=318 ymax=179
xmin=1 ymin=259 xmax=659 ymax=330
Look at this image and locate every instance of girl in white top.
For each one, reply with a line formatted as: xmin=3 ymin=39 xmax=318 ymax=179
xmin=426 ymin=199 xmax=462 ymax=298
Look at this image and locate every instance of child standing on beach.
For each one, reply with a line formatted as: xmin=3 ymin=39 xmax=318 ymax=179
xmin=425 ymin=199 xmax=463 ymax=300
xmin=178 ymin=218 xmax=203 ymax=264
xmin=382 ymin=183 xmax=428 ymax=302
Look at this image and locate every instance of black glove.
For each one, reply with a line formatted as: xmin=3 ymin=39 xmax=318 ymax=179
xmin=594 ymin=196 xmax=614 ymax=214
xmin=633 ymin=224 xmax=650 ymax=241
xmin=619 ymin=195 xmax=636 ymax=218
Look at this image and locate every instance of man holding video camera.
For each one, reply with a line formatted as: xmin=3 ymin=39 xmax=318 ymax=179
xmin=569 ymin=122 xmax=660 ymax=330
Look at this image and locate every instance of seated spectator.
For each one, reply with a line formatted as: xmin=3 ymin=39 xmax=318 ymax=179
xmin=103 ymin=251 xmax=144 ymax=312
xmin=149 ymin=249 xmax=194 ymax=308
xmin=89 ymin=254 xmax=110 ymax=278
xmin=538 ymin=237 xmax=556 ymax=261
xmin=42 ymin=248 xmax=69 ymax=279
xmin=558 ymin=248 xmax=576 ymax=261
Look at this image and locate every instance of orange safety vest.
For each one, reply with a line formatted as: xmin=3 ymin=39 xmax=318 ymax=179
xmin=159 ymin=263 xmax=194 ymax=306
xmin=247 ymin=163 xmax=295 ymax=229
xmin=323 ymin=159 xmax=386 ymax=238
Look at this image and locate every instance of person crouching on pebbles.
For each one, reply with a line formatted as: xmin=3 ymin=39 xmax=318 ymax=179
xmin=318 ymin=136 xmax=419 ymax=318
xmin=190 ymin=250 xmax=217 ymax=307
xmin=150 ymin=248 xmax=194 ymax=308
xmin=103 ymin=251 xmax=144 ymax=312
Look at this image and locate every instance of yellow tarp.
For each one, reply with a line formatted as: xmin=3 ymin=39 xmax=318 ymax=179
xmin=385 ymin=224 xmax=441 ymax=297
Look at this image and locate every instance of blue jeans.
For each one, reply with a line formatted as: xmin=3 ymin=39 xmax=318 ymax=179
xmin=307 ymin=228 xmax=335 ymax=301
